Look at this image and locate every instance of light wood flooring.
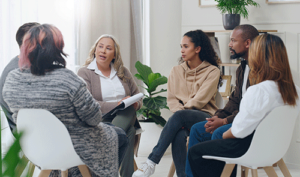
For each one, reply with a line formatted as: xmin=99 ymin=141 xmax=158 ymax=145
xmin=22 ymin=154 xmax=300 ymax=177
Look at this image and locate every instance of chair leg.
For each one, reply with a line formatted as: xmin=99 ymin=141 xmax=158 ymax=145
xmin=220 ymin=164 xmax=235 ymax=177
xmin=241 ymin=166 xmax=249 ymax=177
xmin=15 ymin=155 xmax=29 ymax=177
xmin=27 ymin=162 xmax=36 ymax=177
xmin=167 ymin=161 xmax=176 ymax=177
xmin=38 ymin=170 xmax=52 ymax=177
xmin=277 ymin=158 xmax=292 ymax=177
xmin=134 ymin=158 xmax=138 ymax=171
xmin=61 ymin=170 xmax=68 ymax=177
xmin=78 ymin=165 xmax=92 ymax=177
xmin=251 ymin=169 xmax=258 ymax=177
xmin=263 ymin=166 xmax=278 ymax=177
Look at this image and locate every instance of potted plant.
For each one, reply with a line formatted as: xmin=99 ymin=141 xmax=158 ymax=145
xmin=214 ymin=0 xmax=259 ymax=30
xmin=134 ymin=61 xmax=169 ymax=127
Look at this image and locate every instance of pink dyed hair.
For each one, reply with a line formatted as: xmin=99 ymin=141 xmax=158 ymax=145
xmin=19 ymin=24 xmax=65 ymax=70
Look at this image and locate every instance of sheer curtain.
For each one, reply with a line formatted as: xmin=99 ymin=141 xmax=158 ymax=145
xmin=0 ymin=0 xmax=143 ymax=76
xmin=77 ymin=0 xmax=143 ymax=73
xmin=0 ymin=0 xmax=78 ymax=75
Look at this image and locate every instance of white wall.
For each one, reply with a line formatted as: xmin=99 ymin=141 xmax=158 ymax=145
xmin=181 ymin=0 xmax=300 ymax=167
xmin=149 ymin=0 xmax=182 ymax=120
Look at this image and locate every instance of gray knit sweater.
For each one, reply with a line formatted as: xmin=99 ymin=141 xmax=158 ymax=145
xmin=3 ymin=68 xmax=118 ymax=177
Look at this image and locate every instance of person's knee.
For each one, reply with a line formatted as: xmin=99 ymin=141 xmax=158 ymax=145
xmin=190 ymin=121 xmax=207 ymax=135
xmin=211 ymin=127 xmax=224 ymax=140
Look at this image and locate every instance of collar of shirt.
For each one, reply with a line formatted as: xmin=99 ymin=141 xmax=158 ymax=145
xmin=87 ymin=58 xmax=117 ymax=79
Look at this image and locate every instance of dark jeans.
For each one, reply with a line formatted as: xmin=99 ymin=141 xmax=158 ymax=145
xmin=148 ymin=110 xmax=210 ymax=177
xmin=186 ymin=121 xmax=232 ymax=177
xmin=188 ymin=133 xmax=254 ymax=177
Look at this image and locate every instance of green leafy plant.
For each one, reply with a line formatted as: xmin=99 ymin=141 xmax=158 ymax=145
xmin=214 ymin=0 xmax=259 ymax=18
xmin=1 ymin=108 xmax=31 ymax=177
xmin=134 ymin=61 xmax=169 ymax=127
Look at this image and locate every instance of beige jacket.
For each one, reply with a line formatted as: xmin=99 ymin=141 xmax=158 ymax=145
xmin=167 ymin=61 xmax=220 ymax=116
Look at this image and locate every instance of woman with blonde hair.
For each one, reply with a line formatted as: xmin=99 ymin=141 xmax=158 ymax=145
xmin=78 ymin=34 xmax=142 ymax=177
xmin=188 ymin=33 xmax=300 ymax=177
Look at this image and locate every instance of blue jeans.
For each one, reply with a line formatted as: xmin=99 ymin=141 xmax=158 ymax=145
xmin=148 ymin=110 xmax=210 ymax=177
xmin=185 ymin=121 xmax=232 ymax=177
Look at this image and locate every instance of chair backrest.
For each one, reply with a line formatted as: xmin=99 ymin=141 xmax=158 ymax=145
xmin=237 ymin=105 xmax=299 ymax=167
xmin=215 ymin=91 xmax=224 ymax=109
xmin=17 ymin=109 xmax=84 ymax=170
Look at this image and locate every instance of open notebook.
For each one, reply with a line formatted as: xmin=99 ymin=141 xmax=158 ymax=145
xmin=102 ymin=93 xmax=144 ymax=119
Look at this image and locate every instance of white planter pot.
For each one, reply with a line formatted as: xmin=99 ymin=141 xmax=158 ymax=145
xmin=138 ymin=122 xmax=171 ymax=157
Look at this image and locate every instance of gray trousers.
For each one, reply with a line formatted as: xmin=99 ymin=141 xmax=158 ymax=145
xmin=104 ymin=105 xmax=136 ymax=177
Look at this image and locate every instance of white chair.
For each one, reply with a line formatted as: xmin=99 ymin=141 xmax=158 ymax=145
xmin=167 ymin=91 xmax=224 ymax=177
xmin=17 ymin=109 xmax=91 ymax=177
xmin=1 ymin=108 xmax=36 ymax=177
xmin=203 ymin=105 xmax=298 ymax=177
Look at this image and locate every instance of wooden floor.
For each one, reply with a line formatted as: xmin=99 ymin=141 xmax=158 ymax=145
xmin=22 ymin=154 xmax=300 ymax=177
xmin=134 ymin=154 xmax=300 ymax=177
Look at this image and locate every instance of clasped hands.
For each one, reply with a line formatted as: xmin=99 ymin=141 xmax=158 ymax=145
xmin=204 ymin=116 xmax=224 ymax=134
xmin=204 ymin=116 xmax=234 ymax=139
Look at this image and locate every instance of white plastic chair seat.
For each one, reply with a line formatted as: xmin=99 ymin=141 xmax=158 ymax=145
xmin=203 ymin=105 xmax=298 ymax=176
xmin=17 ymin=109 xmax=89 ymax=174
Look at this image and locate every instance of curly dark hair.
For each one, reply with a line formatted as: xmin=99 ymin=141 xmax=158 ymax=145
xmin=181 ymin=30 xmax=219 ymax=67
xmin=180 ymin=29 xmax=222 ymax=86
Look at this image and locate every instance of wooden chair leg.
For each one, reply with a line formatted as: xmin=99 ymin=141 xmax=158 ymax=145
xmin=78 ymin=165 xmax=92 ymax=177
xmin=263 ymin=166 xmax=278 ymax=177
xmin=277 ymin=158 xmax=292 ymax=177
xmin=241 ymin=166 xmax=249 ymax=177
xmin=167 ymin=161 xmax=176 ymax=177
xmin=134 ymin=159 xmax=138 ymax=171
xmin=38 ymin=170 xmax=52 ymax=177
xmin=220 ymin=164 xmax=235 ymax=177
xmin=61 ymin=170 xmax=68 ymax=177
xmin=27 ymin=162 xmax=36 ymax=177
xmin=251 ymin=169 xmax=258 ymax=177
xmin=15 ymin=155 xmax=29 ymax=177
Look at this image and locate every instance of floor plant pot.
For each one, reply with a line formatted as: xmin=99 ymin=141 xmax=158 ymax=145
xmin=222 ymin=14 xmax=240 ymax=30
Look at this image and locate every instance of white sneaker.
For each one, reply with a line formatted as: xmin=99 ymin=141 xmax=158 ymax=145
xmin=132 ymin=160 xmax=156 ymax=177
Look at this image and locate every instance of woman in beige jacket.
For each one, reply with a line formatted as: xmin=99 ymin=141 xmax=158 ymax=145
xmin=133 ymin=30 xmax=221 ymax=177
xmin=77 ymin=34 xmax=142 ymax=177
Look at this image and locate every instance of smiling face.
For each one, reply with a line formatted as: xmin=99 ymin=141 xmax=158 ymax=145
xmin=95 ymin=37 xmax=115 ymax=68
xmin=228 ymin=29 xmax=250 ymax=60
xmin=180 ymin=36 xmax=201 ymax=62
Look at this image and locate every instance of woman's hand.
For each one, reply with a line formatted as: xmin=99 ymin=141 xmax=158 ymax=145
xmin=118 ymin=96 xmax=139 ymax=110
xmin=222 ymin=128 xmax=236 ymax=139
xmin=118 ymin=96 xmax=131 ymax=105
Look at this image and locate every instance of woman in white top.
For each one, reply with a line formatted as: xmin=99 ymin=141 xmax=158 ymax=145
xmin=77 ymin=34 xmax=142 ymax=177
xmin=187 ymin=33 xmax=300 ymax=177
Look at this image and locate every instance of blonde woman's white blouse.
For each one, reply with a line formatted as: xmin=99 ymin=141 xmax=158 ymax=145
xmin=87 ymin=59 xmax=126 ymax=102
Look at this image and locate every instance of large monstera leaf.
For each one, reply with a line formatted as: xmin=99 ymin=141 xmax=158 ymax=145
xmin=143 ymin=96 xmax=168 ymax=111
xmin=147 ymin=73 xmax=168 ymax=94
xmin=134 ymin=61 xmax=153 ymax=87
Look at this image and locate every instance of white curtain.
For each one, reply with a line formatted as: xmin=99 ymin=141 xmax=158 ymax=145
xmin=0 ymin=0 xmax=78 ymax=75
xmin=0 ymin=0 xmax=143 ymax=76
xmin=77 ymin=0 xmax=143 ymax=73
